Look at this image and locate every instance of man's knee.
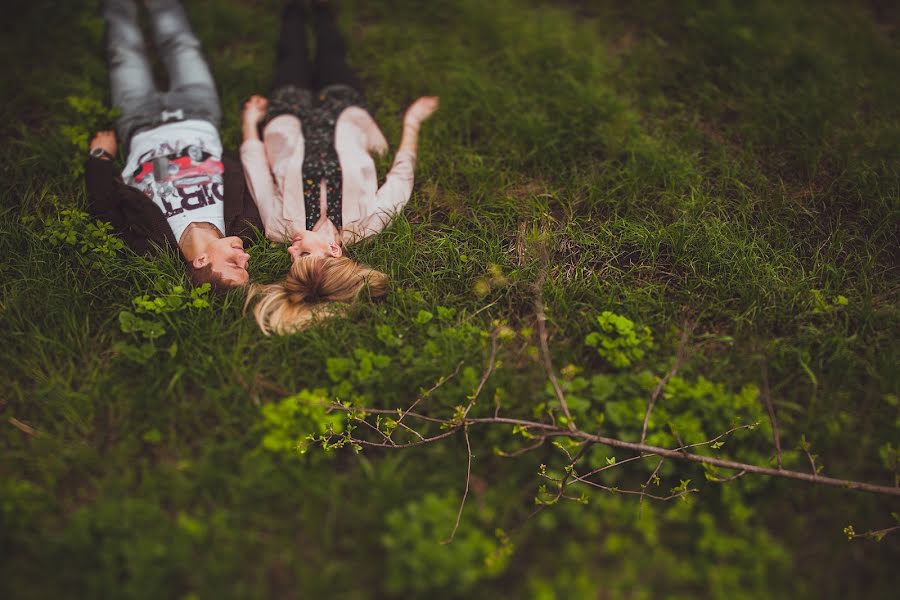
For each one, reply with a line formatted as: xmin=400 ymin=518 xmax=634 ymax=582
xmin=150 ymin=7 xmax=200 ymax=52
xmin=107 ymin=32 xmax=147 ymax=66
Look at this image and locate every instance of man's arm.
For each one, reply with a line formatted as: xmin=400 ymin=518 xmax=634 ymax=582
xmin=85 ymin=130 xmax=128 ymax=231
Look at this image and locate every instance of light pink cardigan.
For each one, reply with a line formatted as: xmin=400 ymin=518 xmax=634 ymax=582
xmin=240 ymin=107 xmax=417 ymax=244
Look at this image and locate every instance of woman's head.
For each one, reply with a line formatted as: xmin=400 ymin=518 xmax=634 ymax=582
xmin=288 ymin=225 xmax=342 ymax=260
xmin=246 ymin=256 xmax=389 ymax=335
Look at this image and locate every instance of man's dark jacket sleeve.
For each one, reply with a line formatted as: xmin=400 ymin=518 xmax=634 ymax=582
xmin=84 ymin=157 xmax=129 ymax=237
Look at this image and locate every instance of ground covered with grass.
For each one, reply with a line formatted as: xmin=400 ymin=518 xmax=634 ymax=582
xmin=2 ymin=0 xmax=899 ymax=598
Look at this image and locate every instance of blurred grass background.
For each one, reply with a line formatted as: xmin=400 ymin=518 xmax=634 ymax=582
xmin=1 ymin=0 xmax=898 ymax=598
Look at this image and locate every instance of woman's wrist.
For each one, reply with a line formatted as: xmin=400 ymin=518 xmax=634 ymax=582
xmin=242 ymin=122 xmax=261 ymax=141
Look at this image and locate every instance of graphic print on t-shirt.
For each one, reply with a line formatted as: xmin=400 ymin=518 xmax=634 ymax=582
xmin=123 ymin=122 xmax=227 ymax=243
xmin=132 ymin=143 xmax=224 ymax=218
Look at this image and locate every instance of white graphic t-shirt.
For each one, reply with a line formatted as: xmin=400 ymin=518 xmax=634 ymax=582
xmin=123 ymin=120 xmax=226 ymax=244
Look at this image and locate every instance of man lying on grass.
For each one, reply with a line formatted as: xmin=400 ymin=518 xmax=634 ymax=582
xmin=86 ymin=0 xmax=261 ymax=290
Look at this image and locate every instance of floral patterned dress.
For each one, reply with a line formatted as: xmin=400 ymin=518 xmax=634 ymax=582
xmin=265 ymin=84 xmax=368 ymax=231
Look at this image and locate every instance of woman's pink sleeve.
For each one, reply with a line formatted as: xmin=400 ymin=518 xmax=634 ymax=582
xmin=240 ymin=139 xmax=284 ymax=238
xmin=350 ymin=149 xmax=417 ymax=241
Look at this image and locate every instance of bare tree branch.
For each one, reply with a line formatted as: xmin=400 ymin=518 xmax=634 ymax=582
xmin=459 ymin=417 xmax=900 ymax=496
xmin=338 ymin=407 xmax=900 ymax=496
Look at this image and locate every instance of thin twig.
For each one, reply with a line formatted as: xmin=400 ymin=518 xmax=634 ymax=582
xmin=351 ymin=429 xmax=458 ymax=449
xmin=533 ymin=271 xmax=575 ymax=430
xmin=565 ymin=471 xmax=698 ymax=502
xmin=344 ymin=410 xmax=900 ymax=495
xmin=581 ymin=452 xmax=650 ymax=479
xmin=9 ymin=417 xmax=37 ymax=436
xmin=552 ymin=441 xmax=594 ymax=504
xmin=495 ymin=437 xmax=547 ymax=458
xmin=760 ymin=358 xmax=783 ymax=469
xmin=330 ymin=405 xmax=449 ymax=424
xmin=395 ymin=361 xmax=464 ymax=431
xmin=394 ymin=421 xmax=426 ymax=441
xmin=846 ymin=524 xmax=900 ymax=542
xmin=639 ymin=457 xmax=666 ymax=513
xmin=640 ymin=323 xmax=692 ymax=444
xmin=581 ymin=425 xmax=751 ymax=482
xmin=462 ymin=331 xmax=500 ymax=419
xmin=462 ymin=300 xmax=499 ymax=324
xmin=349 ymin=415 xmax=397 ymax=446
xmin=706 ymin=469 xmax=747 ymax=483
xmin=805 ymin=448 xmax=819 ymax=478
xmin=442 ymin=425 xmax=473 ymax=544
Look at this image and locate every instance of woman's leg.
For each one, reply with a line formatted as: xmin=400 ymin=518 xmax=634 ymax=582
xmin=104 ymin=0 xmax=162 ymax=145
xmin=146 ymin=0 xmax=221 ymax=128
xmin=311 ymin=4 xmax=362 ymax=93
xmin=271 ymin=1 xmax=313 ymax=92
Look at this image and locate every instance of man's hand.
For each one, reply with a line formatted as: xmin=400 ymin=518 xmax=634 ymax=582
xmin=403 ymin=96 xmax=440 ymax=129
xmin=90 ymin=131 xmax=117 ymax=159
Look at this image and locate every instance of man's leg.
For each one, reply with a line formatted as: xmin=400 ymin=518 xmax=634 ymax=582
xmin=311 ymin=3 xmax=362 ymax=93
xmin=104 ymin=0 xmax=162 ymax=145
xmin=271 ymin=1 xmax=314 ymax=92
xmin=146 ymin=0 xmax=221 ymax=128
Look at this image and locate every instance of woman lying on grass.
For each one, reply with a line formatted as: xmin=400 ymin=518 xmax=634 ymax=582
xmin=240 ymin=1 xmax=438 ymax=334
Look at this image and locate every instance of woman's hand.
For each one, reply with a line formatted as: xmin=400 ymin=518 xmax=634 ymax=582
xmin=243 ymin=95 xmax=268 ymax=125
xmin=242 ymin=95 xmax=268 ymax=141
xmin=90 ymin=131 xmax=117 ymax=158
xmin=403 ymin=96 xmax=439 ymax=129
xmin=397 ymin=97 xmax=439 ymax=157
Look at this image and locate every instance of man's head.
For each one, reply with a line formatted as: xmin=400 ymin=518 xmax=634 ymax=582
xmin=189 ymin=235 xmax=251 ymax=289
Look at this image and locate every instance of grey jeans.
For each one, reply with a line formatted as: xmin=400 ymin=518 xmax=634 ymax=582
xmin=105 ymin=0 xmax=221 ymax=147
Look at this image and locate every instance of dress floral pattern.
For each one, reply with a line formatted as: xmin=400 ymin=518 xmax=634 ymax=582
xmin=265 ymin=84 xmax=367 ymax=230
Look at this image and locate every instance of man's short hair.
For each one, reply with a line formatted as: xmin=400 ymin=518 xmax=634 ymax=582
xmin=188 ymin=263 xmax=234 ymax=295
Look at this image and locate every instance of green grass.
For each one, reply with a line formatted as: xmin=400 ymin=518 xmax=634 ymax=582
xmin=2 ymin=0 xmax=898 ymax=598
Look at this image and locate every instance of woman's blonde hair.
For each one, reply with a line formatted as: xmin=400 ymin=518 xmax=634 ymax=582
xmin=245 ymin=256 xmax=389 ymax=335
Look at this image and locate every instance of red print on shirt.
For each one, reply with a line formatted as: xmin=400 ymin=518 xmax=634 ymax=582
xmin=133 ymin=156 xmax=224 ymax=186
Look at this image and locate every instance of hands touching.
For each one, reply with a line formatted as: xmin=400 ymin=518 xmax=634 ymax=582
xmin=90 ymin=131 xmax=117 ymax=159
xmin=242 ymin=95 xmax=269 ymax=141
